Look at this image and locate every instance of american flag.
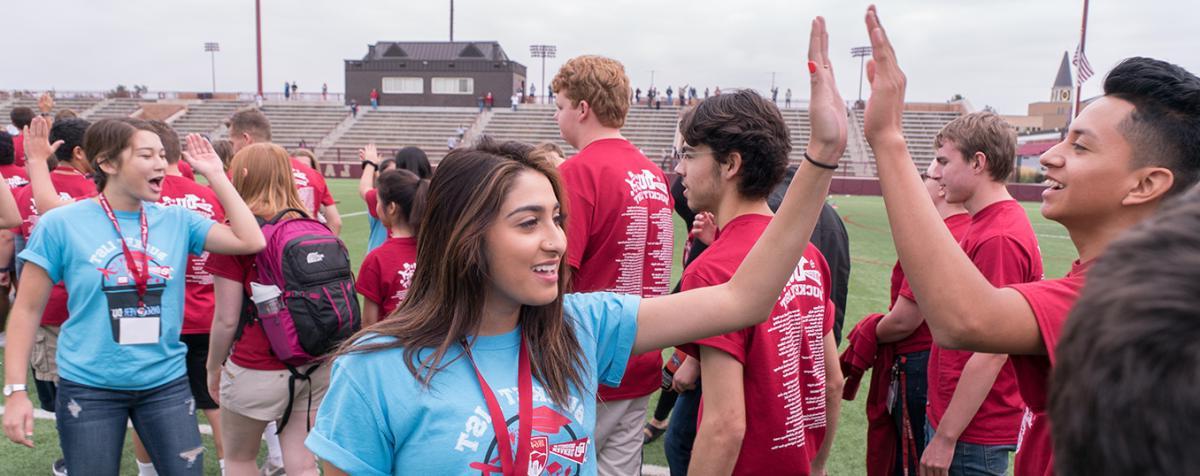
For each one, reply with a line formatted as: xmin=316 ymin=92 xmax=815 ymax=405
xmin=1073 ymin=44 xmax=1094 ymax=84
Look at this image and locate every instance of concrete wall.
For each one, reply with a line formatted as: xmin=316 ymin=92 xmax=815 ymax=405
xmin=345 ymin=60 xmax=525 ymax=108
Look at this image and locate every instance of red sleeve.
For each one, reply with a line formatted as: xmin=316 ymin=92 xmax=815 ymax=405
xmin=897 ymin=276 xmax=916 ymax=302
xmin=971 ymin=236 xmax=1036 ymax=287
xmin=311 ymin=170 xmax=334 ymax=206
xmin=355 ymin=252 xmax=384 ymax=305
xmin=559 ymin=164 xmax=594 ymax=270
xmin=691 ymin=328 xmax=752 ymax=364
xmin=206 ymin=253 xmax=249 ymax=283
xmin=1009 ymin=278 xmax=1084 ymax=365
xmin=179 ymin=161 xmax=196 ymax=181
xmin=365 ymin=189 xmax=379 ymax=219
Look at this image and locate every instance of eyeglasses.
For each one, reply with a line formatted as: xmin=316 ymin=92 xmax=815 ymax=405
xmin=681 ymin=150 xmax=718 ymax=160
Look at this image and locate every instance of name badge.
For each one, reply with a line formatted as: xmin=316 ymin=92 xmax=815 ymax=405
xmin=118 ymin=316 xmax=161 ymax=345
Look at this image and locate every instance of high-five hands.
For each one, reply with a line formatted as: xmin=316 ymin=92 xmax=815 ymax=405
xmin=806 ymin=16 xmax=849 ymax=167
xmin=182 ymin=134 xmax=227 ymax=179
xmin=862 ymin=5 xmax=908 ymax=149
xmin=21 ymin=116 xmax=63 ymax=165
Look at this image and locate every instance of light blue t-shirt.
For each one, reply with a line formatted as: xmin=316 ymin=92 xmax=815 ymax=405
xmin=20 ymin=200 xmax=215 ymax=390
xmin=306 ymin=292 xmax=641 ymax=476
xmin=367 ymin=214 xmax=387 ymax=252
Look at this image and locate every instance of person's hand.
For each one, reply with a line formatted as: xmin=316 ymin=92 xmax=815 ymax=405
xmin=38 ymin=93 xmax=54 ymax=114
xmin=810 ymin=465 xmax=827 ymax=476
xmin=2 ymin=391 xmax=36 ymax=448
xmin=919 ymin=431 xmax=956 ymax=476
xmin=805 ymin=16 xmax=849 ymax=166
xmin=206 ymin=366 xmax=223 ymax=406
xmin=182 ymin=134 xmax=226 ymax=179
xmin=22 ymin=116 xmax=63 ymax=165
xmin=360 ymin=142 xmax=381 ymax=166
xmin=862 ymin=5 xmax=908 ymax=148
xmin=692 ymin=212 xmax=717 ymax=245
xmin=0 ymin=271 xmax=11 ymax=287
xmin=671 ymin=356 xmax=700 ymax=392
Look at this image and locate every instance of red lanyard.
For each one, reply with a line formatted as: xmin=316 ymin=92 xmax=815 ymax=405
xmin=97 ymin=193 xmax=150 ymax=306
xmin=464 ymin=336 xmax=533 ymax=476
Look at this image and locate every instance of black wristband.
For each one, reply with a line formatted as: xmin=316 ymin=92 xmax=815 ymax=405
xmin=804 ymin=152 xmax=839 ymax=170
xmin=361 ymin=160 xmax=377 ymax=170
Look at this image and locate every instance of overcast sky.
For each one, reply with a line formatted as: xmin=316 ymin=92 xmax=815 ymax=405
xmin=4 ymin=0 xmax=1195 ymax=115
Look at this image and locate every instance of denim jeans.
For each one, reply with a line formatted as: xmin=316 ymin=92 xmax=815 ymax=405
xmin=56 ymin=376 xmax=204 ymax=476
xmin=924 ymin=420 xmax=1015 ymax=476
xmin=892 ymin=350 xmax=930 ymax=476
xmin=663 ymin=387 xmax=701 ymax=476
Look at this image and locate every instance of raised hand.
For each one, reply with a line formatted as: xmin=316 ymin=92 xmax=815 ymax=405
xmin=360 ymin=142 xmax=381 ymax=166
xmin=862 ymin=5 xmax=908 ymax=147
xmin=692 ymin=211 xmax=717 ymax=245
xmin=21 ymin=116 xmax=63 ymax=165
xmin=37 ymin=92 xmax=54 ymax=114
xmin=182 ymin=134 xmax=225 ymax=179
xmin=806 ymin=16 xmax=849 ymax=165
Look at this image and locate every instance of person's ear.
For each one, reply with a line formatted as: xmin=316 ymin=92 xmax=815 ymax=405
xmin=1122 ymin=167 xmax=1175 ymax=206
xmin=722 ymin=152 xmax=743 ymax=180
xmin=577 ymin=100 xmax=590 ymax=122
xmin=972 ymin=151 xmax=988 ymax=175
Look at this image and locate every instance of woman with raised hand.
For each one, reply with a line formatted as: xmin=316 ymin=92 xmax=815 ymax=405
xmin=306 ymin=18 xmax=847 ymax=476
xmin=2 ymin=119 xmax=265 ymax=475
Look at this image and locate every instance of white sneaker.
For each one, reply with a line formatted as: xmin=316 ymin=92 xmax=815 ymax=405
xmin=52 ymin=458 xmax=68 ymax=476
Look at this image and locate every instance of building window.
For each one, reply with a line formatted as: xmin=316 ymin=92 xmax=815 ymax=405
xmin=432 ymin=77 xmax=474 ymax=95
xmin=382 ymin=77 xmax=423 ymax=94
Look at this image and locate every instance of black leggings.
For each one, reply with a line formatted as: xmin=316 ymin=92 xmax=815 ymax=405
xmin=653 ymin=387 xmax=679 ymax=421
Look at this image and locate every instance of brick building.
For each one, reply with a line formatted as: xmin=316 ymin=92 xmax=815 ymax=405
xmin=345 ymin=41 xmax=527 ymax=108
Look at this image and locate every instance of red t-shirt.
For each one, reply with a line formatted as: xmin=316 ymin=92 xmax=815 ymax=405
xmin=926 ymin=200 xmax=1041 ymax=445
xmin=15 ymin=168 xmax=97 ymax=326
xmin=0 ymin=165 xmax=29 ymax=189
xmin=1006 ymin=260 xmax=1091 ymax=476
xmin=159 ymin=175 xmax=225 ymax=334
xmin=891 ymin=212 xmax=971 ymax=353
xmin=290 ymin=157 xmax=334 ymax=219
xmin=679 ymin=214 xmax=835 ymax=475
xmin=206 ymin=252 xmax=287 ymax=370
xmin=559 ymin=138 xmax=673 ymax=401
xmin=365 ymin=188 xmax=379 ymax=219
xmin=356 ymin=236 xmax=417 ymax=320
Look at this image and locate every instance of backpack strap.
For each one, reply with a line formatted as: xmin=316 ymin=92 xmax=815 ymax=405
xmin=276 ymin=362 xmax=322 ymax=434
xmin=267 ymin=208 xmax=310 ymax=224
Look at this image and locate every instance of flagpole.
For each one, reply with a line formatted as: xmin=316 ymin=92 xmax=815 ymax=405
xmin=1074 ymin=0 xmax=1090 ymax=118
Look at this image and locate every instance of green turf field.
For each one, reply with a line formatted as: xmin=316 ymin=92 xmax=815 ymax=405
xmin=0 ymin=179 xmax=1075 ymax=474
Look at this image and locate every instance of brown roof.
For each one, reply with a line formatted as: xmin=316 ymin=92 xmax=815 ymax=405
xmin=364 ymin=41 xmax=510 ymax=62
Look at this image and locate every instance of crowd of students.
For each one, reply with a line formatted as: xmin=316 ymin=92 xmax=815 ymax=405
xmin=2 ymin=6 xmax=1200 ymax=476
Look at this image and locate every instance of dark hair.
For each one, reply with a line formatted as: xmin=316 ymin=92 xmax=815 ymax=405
xmin=1050 ymin=185 xmax=1200 ymax=476
xmin=377 ymin=158 xmax=398 ymax=173
xmin=10 ymin=107 xmax=35 ymax=129
xmin=228 ymin=109 xmax=272 ymax=142
xmin=679 ymin=90 xmax=791 ymax=199
xmin=336 ymin=137 xmax=585 ymax=407
xmin=934 ymin=111 xmax=1017 ymax=182
xmin=49 ymin=118 xmax=91 ymax=170
xmin=376 ymin=169 xmax=429 ymax=235
xmin=394 ymin=146 xmax=431 ymax=179
xmin=54 ymin=109 xmax=78 ymax=122
xmin=1103 ymin=57 xmax=1200 ymax=196
xmin=146 ymin=120 xmax=182 ymax=165
xmin=83 ymin=118 xmax=157 ymax=191
xmin=0 ymin=131 xmax=12 ymax=166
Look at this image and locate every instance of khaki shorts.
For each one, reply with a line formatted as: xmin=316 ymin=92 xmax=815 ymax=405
xmin=31 ymin=326 xmax=60 ymax=382
xmin=219 ymin=360 xmax=330 ymax=423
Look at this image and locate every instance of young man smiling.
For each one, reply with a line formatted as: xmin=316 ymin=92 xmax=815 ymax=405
xmin=861 ymin=6 xmax=1200 ymax=475
xmin=674 ymin=89 xmax=844 ymax=476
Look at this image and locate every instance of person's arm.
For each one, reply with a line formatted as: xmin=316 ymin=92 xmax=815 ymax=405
xmin=861 ymin=7 xmax=1042 ymax=355
xmin=357 ymin=144 xmax=380 ymax=200
xmin=634 ymin=18 xmax=846 ymax=354
xmin=320 ymin=462 xmax=348 ymax=476
xmin=919 ymin=353 xmax=1009 ymax=475
xmin=0 ymin=179 xmax=20 ymax=230
xmin=21 ymin=117 xmax=70 ymax=214
xmin=812 ymin=332 xmax=843 ymax=475
xmin=2 ymin=263 xmax=54 ymax=447
xmin=669 ymin=354 xmax=700 ymax=393
xmin=322 ymin=204 xmax=342 ymax=236
xmin=206 ymin=275 xmax=244 ymax=405
xmin=361 ymin=300 xmax=381 ymax=328
xmin=875 ymin=296 xmax=924 ymax=343
xmin=0 ymin=230 xmax=13 ymax=287
xmin=688 ymin=347 xmax=746 ymax=476
xmin=183 ymin=134 xmax=266 ymax=256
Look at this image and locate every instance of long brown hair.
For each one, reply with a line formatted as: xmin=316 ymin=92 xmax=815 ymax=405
xmin=338 ymin=139 xmax=586 ymax=406
xmin=229 ymin=143 xmax=307 ymax=220
xmin=83 ymin=118 xmax=157 ymax=191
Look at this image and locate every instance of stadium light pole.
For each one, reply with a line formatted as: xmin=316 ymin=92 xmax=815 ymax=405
xmin=851 ymin=46 xmax=872 ymax=103
xmin=255 ymin=0 xmax=264 ymax=99
xmin=204 ymin=42 xmax=220 ymax=95
xmin=530 ymin=45 xmax=557 ymax=104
